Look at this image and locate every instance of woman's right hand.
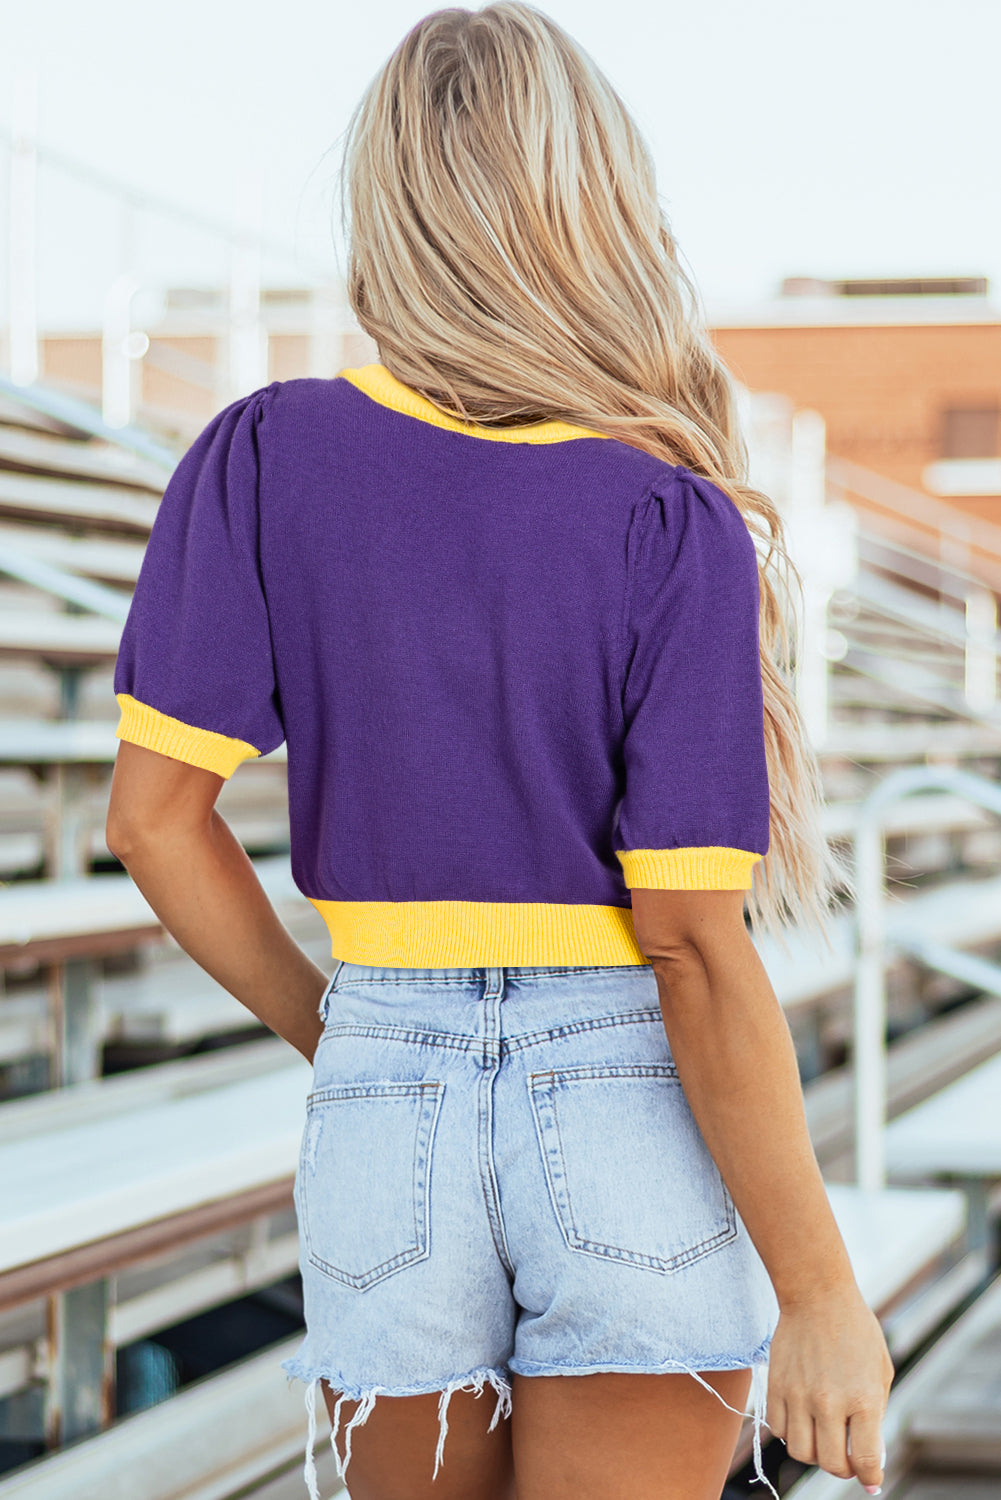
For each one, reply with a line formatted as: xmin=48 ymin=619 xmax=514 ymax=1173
xmin=764 ymin=1282 xmax=895 ymax=1493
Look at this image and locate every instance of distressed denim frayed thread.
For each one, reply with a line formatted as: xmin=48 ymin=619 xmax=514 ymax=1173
xmin=284 ymin=1365 xmax=512 ymax=1500
xmin=676 ymin=1358 xmax=779 ymax=1500
xmin=284 ymin=1357 xmax=775 ymax=1500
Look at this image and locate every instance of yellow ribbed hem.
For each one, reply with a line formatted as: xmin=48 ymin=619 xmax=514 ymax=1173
xmin=339 ymin=364 xmax=610 ymax=445
xmin=306 ymin=897 xmax=651 ymax=967
xmin=616 ymin=847 xmax=763 ymax=890
xmin=114 ymin=693 xmax=262 ymax=779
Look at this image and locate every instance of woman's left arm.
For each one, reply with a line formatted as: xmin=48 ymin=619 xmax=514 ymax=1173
xmin=106 ymin=740 xmax=328 ymax=1064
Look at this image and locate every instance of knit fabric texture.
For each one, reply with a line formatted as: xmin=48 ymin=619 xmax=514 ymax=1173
xmin=113 ymin=363 xmax=770 ymax=965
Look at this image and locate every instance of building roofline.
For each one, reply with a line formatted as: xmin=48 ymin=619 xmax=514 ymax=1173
xmin=705 ymin=295 xmax=1001 ymax=329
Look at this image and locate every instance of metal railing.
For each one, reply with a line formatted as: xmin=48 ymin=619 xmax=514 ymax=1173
xmin=852 ymin=764 xmax=1001 ymax=1192
xmin=741 ymin=392 xmax=1001 ymax=741
xmin=0 ymin=370 xmax=176 ymax=470
xmin=1 ymin=72 xmax=349 ymax=425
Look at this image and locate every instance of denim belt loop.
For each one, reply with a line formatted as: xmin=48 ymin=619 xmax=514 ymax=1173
xmin=483 ymin=966 xmax=505 ymax=999
xmin=318 ymin=959 xmax=347 ymax=1024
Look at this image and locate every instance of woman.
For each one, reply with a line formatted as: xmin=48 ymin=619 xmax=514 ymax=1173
xmin=107 ymin=5 xmax=893 ymax=1498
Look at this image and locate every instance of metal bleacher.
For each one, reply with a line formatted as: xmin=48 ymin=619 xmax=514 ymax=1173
xmin=0 ymin=365 xmax=1001 ymax=1500
xmin=0 ymin=372 xmax=331 ymax=1491
xmin=753 ymin=403 xmax=1001 ymax=1498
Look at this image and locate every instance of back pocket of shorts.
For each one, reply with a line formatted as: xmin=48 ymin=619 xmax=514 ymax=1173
xmin=528 ymin=1064 xmax=737 ymax=1273
xmin=297 ymin=1080 xmax=444 ymax=1290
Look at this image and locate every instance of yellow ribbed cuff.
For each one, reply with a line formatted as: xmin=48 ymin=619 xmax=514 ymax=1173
xmin=615 ymin=847 xmax=762 ymax=890
xmin=114 ymin=693 xmax=261 ymax=779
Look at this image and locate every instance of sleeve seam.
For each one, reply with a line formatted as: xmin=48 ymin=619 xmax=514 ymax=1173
xmin=250 ymin=383 xmax=285 ymax=732
xmin=619 ymin=480 xmax=656 ymax=711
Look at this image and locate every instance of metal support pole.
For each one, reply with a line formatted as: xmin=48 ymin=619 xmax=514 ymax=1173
xmin=307 ymin=282 xmax=344 ymax=380
xmin=47 ymin=656 xmax=104 ymax=1083
xmin=954 ymin=1177 xmax=991 ymax=1260
xmin=853 ymin=812 xmax=888 ymax=1191
xmin=44 ymin=1278 xmax=114 ymax=1447
xmin=227 ymin=170 xmax=267 ymax=399
xmin=50 ymin=757 xmax=89 ymax=877
xmin=964 ymin=585 xmax=998 ymax=713
xmin=789 ymin=409 xmax=831 ymax=748
xmin=9 ymin=70 xmax=39 ymax=385
xmin=51 ymin=957 xmax=103 ymax=1086
xmin=102 ymin=272 xmax=142 ymax=428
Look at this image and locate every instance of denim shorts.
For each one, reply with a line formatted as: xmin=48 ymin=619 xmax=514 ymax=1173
xmin=282 ymin=961 xmax=780 ymax=1500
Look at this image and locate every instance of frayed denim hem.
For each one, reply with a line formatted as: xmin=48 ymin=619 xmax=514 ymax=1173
xmin=281 ymin=1357 xmax=512 ymax=1500
xmin=508 ymin=1332 xmax=778 ymax=1500
xmin=281 ymin=1335 xmax=777 ymax=1500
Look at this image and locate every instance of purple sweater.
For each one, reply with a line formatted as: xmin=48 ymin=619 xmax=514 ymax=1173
xmin=113 ymin=363 xmax=770 ymax=966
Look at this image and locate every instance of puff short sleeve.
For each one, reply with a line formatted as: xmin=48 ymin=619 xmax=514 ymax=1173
xmin=614 ymin=466 xmax=770 ymax=890
xmin=113 ymin=385 xmax=285 ymax=778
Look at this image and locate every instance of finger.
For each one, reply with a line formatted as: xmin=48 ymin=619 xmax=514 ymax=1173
xmin=765 ymin=1394 xmax=788 ymax=1445
xmin=813 ymin=1406 xmax=852 ymax=1482
xmin=847 ymin=1409 xmax=886 ymax=1490
xmin=783 ymin=1408 xmax=816 ymax=1468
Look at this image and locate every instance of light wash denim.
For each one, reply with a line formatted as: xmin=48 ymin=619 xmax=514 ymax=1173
xmin=282 ymin=961 xmax=781 ymax=1499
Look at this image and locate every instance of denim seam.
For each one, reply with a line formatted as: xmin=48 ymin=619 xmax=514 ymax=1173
xmin=529 ymin=1069 xmax=576 ymax=1257
xmin=557 ymin=1219 xmax=738 ymax=1273
xmin=530 ymin=1062 xmax=679 ymax=1083
xmin=329 ymin=976 xmax=496 ymax=989
xmin=283 ymin=1359 xmax=514 ymax=1396
xmin=306 ymin=1079 xmax=444 ymax=1105
xmin=319 ymin=1023 xmax=480 ymax=1053
xmin=316 ymin=967 xmax=341 ymax=1027
xmin=508 ymin=1342 xmax=772 ymax=1376
xmin=477 ymin=994 xmax=516 ymax=1278
xmin=318 ymin=1012 xmax=663 ymax=1055
xmin=478 ymin=1067 xmax=516 ymax=1278
xmin=505 ymin=1009 xmax=663 ymax=1053
xmin=502 ymin=965 xmax=649 ymax=979
xmin=329 ymin=965 xmax=648 ymax=990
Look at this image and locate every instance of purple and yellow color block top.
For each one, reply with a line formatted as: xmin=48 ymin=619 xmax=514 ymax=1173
xmin=113 ymin=363 xmax=770 ymax=968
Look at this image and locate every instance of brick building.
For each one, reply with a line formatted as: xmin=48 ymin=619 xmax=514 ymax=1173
xmin=708 ymin=277 xmax=1001 ymax=526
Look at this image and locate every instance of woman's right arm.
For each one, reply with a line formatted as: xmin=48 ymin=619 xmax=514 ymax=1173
xmin=631 ymin=884 xmax=894 ymax=1495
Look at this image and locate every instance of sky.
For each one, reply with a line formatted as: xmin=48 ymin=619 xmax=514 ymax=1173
xmin=1 ymin=0 xmax=999 ymax=328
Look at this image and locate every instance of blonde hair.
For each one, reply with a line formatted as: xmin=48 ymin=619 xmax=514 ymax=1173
xmin=337 ymin=1 xmax=851 ymax=941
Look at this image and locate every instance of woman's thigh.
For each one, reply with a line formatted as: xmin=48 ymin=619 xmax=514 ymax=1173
xmin=511 ymin=1368 xmax=753 ymax=1500
xmin=320 ymin=1368 xmax=751 ymax=1500
xmin=320 ymin=1382 xmax=516 ymax=1500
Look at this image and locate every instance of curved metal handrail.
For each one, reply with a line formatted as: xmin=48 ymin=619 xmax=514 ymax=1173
xmin=853 ymin=764 xmax=1001 ymax=1190
xmin=0 ymin=372 xmax=176 ymax=472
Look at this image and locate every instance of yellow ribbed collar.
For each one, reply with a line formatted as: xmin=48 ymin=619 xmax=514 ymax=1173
xmin=339 ymin=362 xmax=609 ymax=444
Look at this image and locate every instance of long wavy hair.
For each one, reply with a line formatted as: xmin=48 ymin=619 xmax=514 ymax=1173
xmin=336 ymin=1 xmax=852 ymax=941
